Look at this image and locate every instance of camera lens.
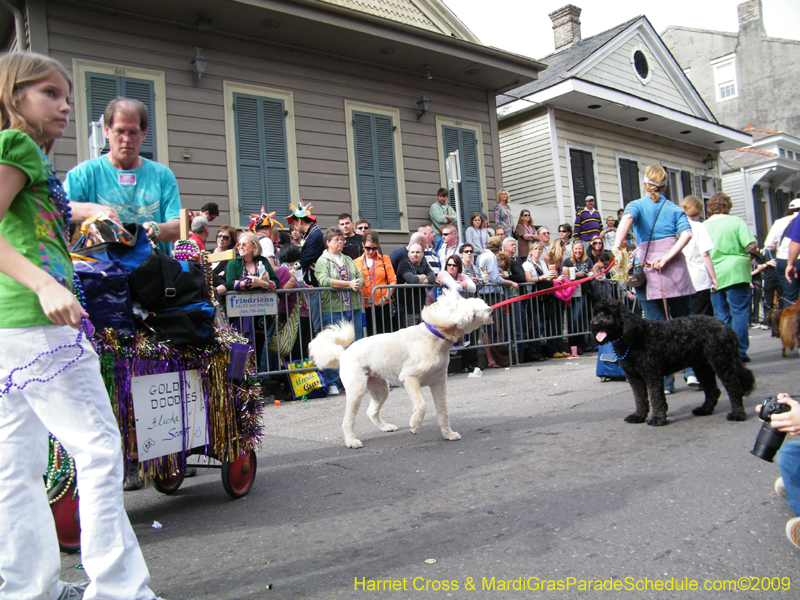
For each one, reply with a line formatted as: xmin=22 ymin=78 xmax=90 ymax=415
xmin=751 ymin=422 xmax=787 ymax=462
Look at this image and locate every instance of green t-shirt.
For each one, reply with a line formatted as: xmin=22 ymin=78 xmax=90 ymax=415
xmin=0 ymin=130 xmax=73 ymax=328
xmin=704 ymin=214 xmax=756 ymax=290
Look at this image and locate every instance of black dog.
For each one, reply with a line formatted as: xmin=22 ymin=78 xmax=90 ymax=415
xmin=590 ymin=299 xmax=754 ymax=426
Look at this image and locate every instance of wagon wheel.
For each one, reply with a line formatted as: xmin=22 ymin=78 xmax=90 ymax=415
xmin=152 ymin=466 xmax=185 ymax=495
xmin=50 ymin=480 xmax=81 ymax=554
xmin=221 ymin=449 xmax=257 ymax=498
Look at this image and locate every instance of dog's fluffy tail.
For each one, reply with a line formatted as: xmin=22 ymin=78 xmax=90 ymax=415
xmin=308 ymin=321 xmax=356 ymax=370
xmin=738 ymin=361 xmax=756 ymax=397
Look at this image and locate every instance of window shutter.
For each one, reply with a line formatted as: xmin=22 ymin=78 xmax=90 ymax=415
xmin=442 ymin=125 xmax=482 ymax=231
xmin=353 ymin=111 xmax=400 ymax=230
xmin=618 ymin=158 xmax=639 ymax=206
xmin=233 ymin=93 xmax=290 ymax=225
xmin=121 ymin=78 xmax=156 ymax=160
xmin=85 ymin=73 xmax=157 ymax=161
xmin=753 ymin=185 xmax=766 ymax=246
xmin=570 ymin=148 xmax=596 ymax=209
xmin=693 ymin=175 xmax=704 ymax=200
xmin=681 ymin=171 xmax=693 ymax=198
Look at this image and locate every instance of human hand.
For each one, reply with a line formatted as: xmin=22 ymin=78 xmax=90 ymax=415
xmin=350 ymin=279 xmax=361 ymax=291
xmin=787 ymin=264 xmax=797 ymax=283
xmin=40 ymin=281 xmax=88 ymax=328
xmin=767 ymin=394 xmax=800 ymax=435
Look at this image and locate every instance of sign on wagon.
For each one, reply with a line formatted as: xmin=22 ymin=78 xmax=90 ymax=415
xmin=131 ymin=370 xmax=209 ymax=461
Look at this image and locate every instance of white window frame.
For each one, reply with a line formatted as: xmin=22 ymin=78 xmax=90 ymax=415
xmin=344 ymin=100 xmax=408 ymax=233
xmin=565 ymin=141 xmax=601 ymax=213
xmin=711 ymin=54 xmax=738 ymax=102
xmin=223 ymin=81 xmax=300 ymax=229
xmin=662 ymin=162 xmax=683 ymax=202
xmin=73 ymin=60 xmax=169 ymax=166
xmin=615 ymin=152 xmax=642 ymax=205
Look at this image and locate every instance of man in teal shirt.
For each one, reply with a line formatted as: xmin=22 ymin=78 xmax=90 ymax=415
xmin=65 ymin=98 xmax=182 ymax=255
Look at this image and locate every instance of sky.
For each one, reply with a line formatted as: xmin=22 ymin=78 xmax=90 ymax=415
xmin=442 ymin=0 xmax=800 ymax=60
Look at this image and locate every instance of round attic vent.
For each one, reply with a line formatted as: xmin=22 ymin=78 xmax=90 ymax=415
xmin=630 ymin=46 xmax=652 ymax=84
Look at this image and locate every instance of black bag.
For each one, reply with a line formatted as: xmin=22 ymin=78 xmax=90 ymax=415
xmin=128 ymin=247 xmax=209 ymax=311
xmin=144 ymin=303 xmax=215 ymax=346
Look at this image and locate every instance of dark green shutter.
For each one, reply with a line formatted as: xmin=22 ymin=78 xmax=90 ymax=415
xmin=754 ymin=185 xmax=766 ymax=246
xmin=233 ymin=93 xmax=290 ymax=225
xmin=619 ymin=158 xmax=639 ymax=206
xmin=85 ymin=73 xmax=156 ymax=161
xmin=569 ymin=148 xmax=596 ymax=209
xmin=681 ymin=171 xmax=693 ymax=199
xmin=353 ymin=111 xmax=400 ymax=229
xmin=442 ymin=125 xmax=482 ymax=231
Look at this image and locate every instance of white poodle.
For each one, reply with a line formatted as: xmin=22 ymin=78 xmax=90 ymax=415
xmin=308 ymin=290 xmax=493 ymax=448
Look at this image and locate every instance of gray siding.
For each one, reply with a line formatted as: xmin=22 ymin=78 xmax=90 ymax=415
xmin=584 ymin=34 xmax=692 ymax=114
xmin=44 ymin=1 xmax=497 ymax=249
xmin=554 ymin=110 xmax=711 ymax=221
xmin=498 ymin=108 xmax=556 ymax=227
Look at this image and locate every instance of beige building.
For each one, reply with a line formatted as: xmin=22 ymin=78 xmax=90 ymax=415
xmin=496 ymin=5 xmax=750 ymax=231
xmin=2 ymin=0 xmax=544 ymax=246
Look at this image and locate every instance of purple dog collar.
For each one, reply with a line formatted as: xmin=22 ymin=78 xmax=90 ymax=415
xmin=426 ymin=322 xmax=455 ymax=344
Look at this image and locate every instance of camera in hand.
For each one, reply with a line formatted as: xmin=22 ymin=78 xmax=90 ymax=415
xmin=751 ymin=397 xmax=792 ymax=462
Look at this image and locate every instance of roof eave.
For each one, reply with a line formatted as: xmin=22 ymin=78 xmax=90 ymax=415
xmin=498 ymin=78 xmax=751 ymax=150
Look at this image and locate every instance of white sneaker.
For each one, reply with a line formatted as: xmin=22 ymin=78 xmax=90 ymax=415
xmin=327 ymin=385 xmax=340 ymax=396
xmin=761 ymin=324 xmax=770 ymax=330
xmin=686 ymin=375 xmax=700 ymax=388
xmin=750 ymin=323 xmax=761 ymax=329
xmin=776 ymin=477 xmax=786 ymax=500
xmin=786 ymin=517 xmax=800 ymax=550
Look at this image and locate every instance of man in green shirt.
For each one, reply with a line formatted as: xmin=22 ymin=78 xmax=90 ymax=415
xmin=429 ymin=187 xmax=454 ymax=246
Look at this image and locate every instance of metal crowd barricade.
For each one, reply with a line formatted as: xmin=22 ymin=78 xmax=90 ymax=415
xmin=227 ymin=275 xmax=641 ymax=377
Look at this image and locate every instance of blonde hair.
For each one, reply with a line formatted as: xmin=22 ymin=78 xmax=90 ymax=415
xmin=496 ymin=189 xmax=510 ymax=204
xmin=680 ymin=195 xmax=704 ymax=218
xmin=643 ymin=165 xmax=668 ymax=203
xmin=0 ymin=52 xmax=73 ymax=154
xmin=570 ymin=241 xmax=586 ymax=262
xmin=529 ymin=241 xmax=544 ymax=255
xmin=546 ymin=238 xmax=563 ymax=266
xmin=238 ymin=231 xmax=261 ymax=257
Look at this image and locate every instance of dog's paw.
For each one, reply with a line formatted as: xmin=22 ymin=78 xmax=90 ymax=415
xmin=443 ymin=431 xmax=461 ymax=441
xmin=646 ymin=416 xmax=670 ymax=426
xmin=345 ymin=438 xmax=363 ymax=449
xmin=692 ymin=405 xmax=714 ymax=417
xmin=726 ymin=411 xmax=748 ymax=422
xmin=380 ymin=423 xmax=398 ymax=432
xmin=624 ymin=414 xmax=647 ymax=423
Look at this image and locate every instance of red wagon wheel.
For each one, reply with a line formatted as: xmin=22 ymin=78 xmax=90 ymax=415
xmin=50 ymin=481 xmax=81 ymax=554
xmin=221 ymin=449 xmax=257 ymax=498
xmin=152 ymin=466 xmax=185 ymax=495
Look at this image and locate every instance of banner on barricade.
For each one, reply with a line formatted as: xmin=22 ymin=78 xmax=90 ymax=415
xmin=226 ymin=292 xmax=278 ymax=317
xmin=131 ymin=370 xmax=208 ymax=460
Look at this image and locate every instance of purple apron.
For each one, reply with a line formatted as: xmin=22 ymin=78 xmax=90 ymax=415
xmin=637 ymin=237 xmax=695 ymax=300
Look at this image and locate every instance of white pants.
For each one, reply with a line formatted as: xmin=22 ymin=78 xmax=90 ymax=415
xmin=0 ymin=325 xmax=154 ymax=600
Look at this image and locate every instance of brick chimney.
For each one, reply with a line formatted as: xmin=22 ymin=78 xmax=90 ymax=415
xmin=549 ymin=5 xmax=582 ymax=51
xmin=737 ymin=0 xmax=767 ymax=37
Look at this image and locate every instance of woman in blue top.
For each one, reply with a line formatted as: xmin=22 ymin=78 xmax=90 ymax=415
xmin=614 ymin=165 xmax=694 ymax=393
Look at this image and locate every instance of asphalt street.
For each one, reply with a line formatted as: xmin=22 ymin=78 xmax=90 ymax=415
xmin=59 ymin=327 xmax=799 ymax=599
